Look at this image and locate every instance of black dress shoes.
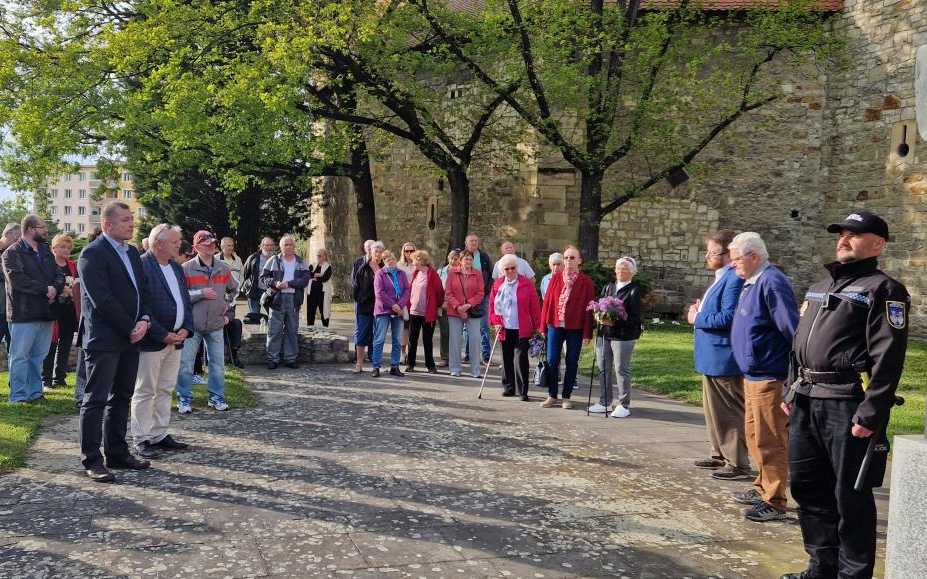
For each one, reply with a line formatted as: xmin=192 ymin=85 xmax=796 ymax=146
xmin=780 ymin=572 xmax=830 ymax=579
xmin=105 ymin=454 xmax=151 ymax=470
xmin=152 ymin=435 xmax=189 ymax=451
xmin=371 ymin=368 xmax=381 ymax=377
xmin=502 ymin=390 xmax=516 ymax=397
xmin=389 ymin=366 xmax=405 ymax=377
xmin=85 ymin=465 xmax=115 ymax=483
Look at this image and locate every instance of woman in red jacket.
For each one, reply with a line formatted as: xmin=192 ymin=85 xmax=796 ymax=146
xmin=539 ymin=245 xmax=595 ymax=409
xmin=42 ymin=234 xmax=80 ymax=389
xmin=490 ymin=254 xmax=541 ymax=400
xmin=406 ymin=250 xmax=445 ymax=374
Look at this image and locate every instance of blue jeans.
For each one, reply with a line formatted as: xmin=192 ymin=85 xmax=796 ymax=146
xmin=176 ymin=329 xmax=226 ymax=405
xmin=479 ymin=296 xmax=490 ymax=360
xmin=372 ymin=315 xmax=402 ymax=369
xmin=546 ymin=325 xmax=583 ymax=399
xmin=248 ymin=297 xmax=261 ymax=315
xmin=8 ymin=321 xmax=53 ymax=402
xmin=354 ymin=308 xmax=374 ymax=348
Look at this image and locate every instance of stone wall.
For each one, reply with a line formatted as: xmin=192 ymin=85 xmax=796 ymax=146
xmin=819 ymin=0 xmax=927 ymax=334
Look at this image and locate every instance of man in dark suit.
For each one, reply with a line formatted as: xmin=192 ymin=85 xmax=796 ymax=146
xmin=78 ymin=201 xmax=152 ymax=482
xmin=687 ymin=229 xmax=750 ymax=481
xmin=131 ymin=224 xmax=194 ymax=458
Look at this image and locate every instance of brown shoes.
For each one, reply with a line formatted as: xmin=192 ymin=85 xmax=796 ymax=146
xmin=540 ymin=397 xmax=558 ymax=408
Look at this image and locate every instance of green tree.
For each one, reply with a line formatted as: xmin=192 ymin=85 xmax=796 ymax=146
xmin=415 ymin=0 xmax=839 ymax=259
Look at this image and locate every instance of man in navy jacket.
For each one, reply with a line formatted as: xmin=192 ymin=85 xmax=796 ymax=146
xmin=131 ymin=225 xmax=195 ymax=458
xmin=729 ymin=232 xmax=799 ymax=522
xmin=78 ymin=202 xmax=152 ymax=482
xmin=688 ymin=230 xmax=750 ymax=481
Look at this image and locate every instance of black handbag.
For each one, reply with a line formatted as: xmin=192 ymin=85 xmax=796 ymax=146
xmin=457 ymin=272 xmax=484 ymax=318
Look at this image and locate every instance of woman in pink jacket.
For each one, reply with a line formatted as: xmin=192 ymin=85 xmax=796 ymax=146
xmin=489 ymin=254 xmax=542 ymax=400
xmin=444 ymin=251 xmax=484 ymax=377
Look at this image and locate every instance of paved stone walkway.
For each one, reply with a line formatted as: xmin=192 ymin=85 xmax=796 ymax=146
xmin=0 ymin=322 xmax=890 ymax=577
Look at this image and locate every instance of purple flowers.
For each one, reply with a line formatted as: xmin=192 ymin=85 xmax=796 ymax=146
xmin=528 ymin=332 xmax=546 ymax=358
xmin=586 ymin=296 xmax=627 ymax=325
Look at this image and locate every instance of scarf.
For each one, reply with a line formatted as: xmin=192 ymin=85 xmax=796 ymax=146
xmin=386 ymin=267 xmax=401 ymax=298
xmin=557 ymin=271 xmax=580 ymax=326
xmin=494 ymin=276 xmax=519 ymax=322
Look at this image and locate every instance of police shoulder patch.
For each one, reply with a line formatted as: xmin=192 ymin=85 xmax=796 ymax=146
xmin=887 ymin=300 xmax=906 ymax=329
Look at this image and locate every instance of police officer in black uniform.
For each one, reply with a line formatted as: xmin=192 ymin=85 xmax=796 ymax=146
xmin=782 ymin=211 xmax=909 ymax=579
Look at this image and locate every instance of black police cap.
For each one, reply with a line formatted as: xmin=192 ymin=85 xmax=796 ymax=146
xmin=826 ymin=211 xmax=890 ymax=240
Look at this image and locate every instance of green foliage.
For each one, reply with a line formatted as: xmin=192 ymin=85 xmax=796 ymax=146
xmin=0 ymin=195 xmax=30 ymax=229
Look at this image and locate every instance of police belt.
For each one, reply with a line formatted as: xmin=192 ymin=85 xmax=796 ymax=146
xmin=799 ymin=368 xmax=861 ymax=385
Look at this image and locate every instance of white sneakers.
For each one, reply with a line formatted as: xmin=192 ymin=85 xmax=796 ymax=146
xmin=610 ymin=405 xmax=631 ymax=418
xmin=177 ymin=401 xmax=193 ymax=415
xmin=587 ymin=403 xmax=608 ymax=413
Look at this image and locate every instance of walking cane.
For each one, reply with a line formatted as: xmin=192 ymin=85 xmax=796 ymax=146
xmin=478 ymin=329 xmax=501 ymax=399
xmin=586 ymin=329 xmax=597 ymax=416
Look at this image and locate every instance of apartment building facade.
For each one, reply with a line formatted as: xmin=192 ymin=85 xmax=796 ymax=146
xmin=35 ymin=164 xmax=147 ymax=236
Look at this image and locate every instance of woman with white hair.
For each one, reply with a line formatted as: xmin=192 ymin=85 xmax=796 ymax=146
xmin=539 ymin=253 xmax=563 ymax=300
xmin=489 ymin=253 xmax=541 ymax=398
xmin=589 ymin=257 xmax=643 ymax=418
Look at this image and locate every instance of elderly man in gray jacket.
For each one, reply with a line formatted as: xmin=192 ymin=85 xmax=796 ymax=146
xmin=260 ymin=235 xmax=311 ymax=370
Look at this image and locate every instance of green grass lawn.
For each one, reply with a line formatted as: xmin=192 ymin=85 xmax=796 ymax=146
xmin=0 ymin=366 xmax=255 ymax=472
xmin=581 ymin=324 xmax=926 ymax=441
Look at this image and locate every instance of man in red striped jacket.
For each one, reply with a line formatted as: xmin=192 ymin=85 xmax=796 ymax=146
xmin=175 ymin=230 xmax=238 ymax=415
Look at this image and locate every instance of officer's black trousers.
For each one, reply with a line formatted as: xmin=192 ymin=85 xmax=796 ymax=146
xmin=789 ymin=394 xmax=888 ymax=579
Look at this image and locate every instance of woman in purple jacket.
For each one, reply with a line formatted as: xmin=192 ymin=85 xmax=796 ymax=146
xmin=371 ymin=250 xmax=411 ymax=377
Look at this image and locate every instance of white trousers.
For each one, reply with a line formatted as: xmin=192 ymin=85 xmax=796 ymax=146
xmin=131 ymin=346 xmax=183 ymax=445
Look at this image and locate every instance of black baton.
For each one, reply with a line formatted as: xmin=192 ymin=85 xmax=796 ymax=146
xmin=853 ymin=396 xmax=904 ymax=492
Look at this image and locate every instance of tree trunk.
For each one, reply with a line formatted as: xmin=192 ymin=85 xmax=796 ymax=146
xmin=445 ymin=167 xmax=470 ymax=252
xmin=234 ymin=185 xmax=262 ymax=256
xmin=349 ymin=132 xmax=377 ymax=241
xmin=578 ymin=171 xmax=603 ymax=262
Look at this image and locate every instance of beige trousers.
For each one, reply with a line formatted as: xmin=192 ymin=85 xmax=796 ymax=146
xmin=702 ymin=375 xmax=750 ymax=470
xmin=131 ymin=346 xmax=182 ymax=445
xmin=744 ymin=378 xmax=790 ymax=510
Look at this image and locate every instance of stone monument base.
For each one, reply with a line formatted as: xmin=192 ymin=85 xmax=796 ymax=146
xmin=886 ymin=435 xmax=927 ymax=578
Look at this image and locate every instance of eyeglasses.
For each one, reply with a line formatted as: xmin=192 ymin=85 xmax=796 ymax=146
xmin=706 ymin=250 xmax=729 ymax=257
xmin=403 ymin=249 xmax=415 ymax=253
xmin=504 ymin=266 xmax=517 ymax=271
xmin=564 ymin=256 xmax=578 ymax=260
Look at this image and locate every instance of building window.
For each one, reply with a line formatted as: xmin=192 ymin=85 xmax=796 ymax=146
xmin=50 ymin=206 xmax=58 ymax=215
xmin=122 ymin=172 xmax=130 ymax=181
xmin=78 ymin=206 xmax=86 ymax=215
xmin=138 ymin=206 xmax=147 ymax=218
xmin=64 ymin=189 xmax=72 ymax=199
xmin=50 ymin=188 xmax=57 ymax=196
xmin=79 ymin=189 xmax=86 ymax=198
xmin=78 ymin=223 xmax=85 ymax=233
xmin=64 ymin=223 xmax=72 ymax=232
xmin=79 ymin=172 xmax=85 ymax=181
xmin=123 ymin=189 xmax=132 ymax=199
xmin=64 ymin=206 xmax=72 ymax=215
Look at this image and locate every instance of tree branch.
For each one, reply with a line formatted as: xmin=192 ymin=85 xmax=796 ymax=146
xmin=412 ymin=0 xmax=586 ymax=168
xmin=507 ymin=0 xmax=552 ymax=121
xmin=601 ymin=48 xmax=780 ymax=215
xmin=460 ymin=82 xmax=520 ymax=162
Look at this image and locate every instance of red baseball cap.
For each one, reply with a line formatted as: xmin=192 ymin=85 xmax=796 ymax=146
xmin=193 ymin=230 xmax=216 ymax=245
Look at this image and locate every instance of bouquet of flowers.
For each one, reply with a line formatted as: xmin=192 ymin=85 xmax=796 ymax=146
xmin=528 ymin=332 xmax=546 ymax=359
xmin=587 ymin=296 xmax=627 ymax=326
